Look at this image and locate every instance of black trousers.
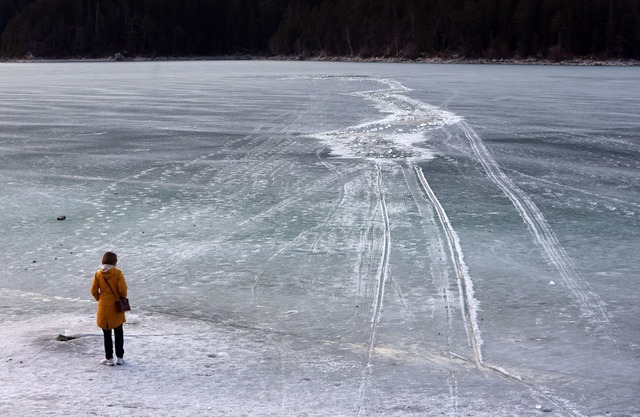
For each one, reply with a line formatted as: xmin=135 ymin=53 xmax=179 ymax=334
xmin=102 ymin=325 xmax=124 ymax=359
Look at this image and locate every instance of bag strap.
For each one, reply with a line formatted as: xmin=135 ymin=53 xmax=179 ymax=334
xmin=101 ymin=271 xmax=122 ymax=300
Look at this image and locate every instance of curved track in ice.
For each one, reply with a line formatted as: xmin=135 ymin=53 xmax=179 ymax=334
xmin=457 ymin=121 xmax=614 ymax=342
xmin=411 ymin=164 xmax=484 ymax=366
xmin=356 ymin=163 xmax=391 ymax=417
xmin=309 ymin=76 xmax=485 ymax=361
xmin=407 ymin=163 xmax=591 ymax=417
xmin=312 ymin=75 xmax=595 ymax=417
xmin=312 ymin=74 xmax=614 ymax=344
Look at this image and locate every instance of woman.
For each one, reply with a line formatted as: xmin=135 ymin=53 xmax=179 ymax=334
xmin=90 ymin=251 xmax=128 ymax=366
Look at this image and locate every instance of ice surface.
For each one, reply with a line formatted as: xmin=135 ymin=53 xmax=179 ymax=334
xmin=0 ymin=61 xmax=639 ymax=416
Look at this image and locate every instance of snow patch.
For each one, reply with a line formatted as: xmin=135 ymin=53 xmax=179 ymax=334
xmin=307 ymin=76 xmax=461 ymax=160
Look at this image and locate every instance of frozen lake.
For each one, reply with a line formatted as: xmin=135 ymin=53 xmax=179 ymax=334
xmin=0 ymin=61 xmax=638 ymax=416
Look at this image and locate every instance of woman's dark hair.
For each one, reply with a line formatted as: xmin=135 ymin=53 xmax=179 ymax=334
xmin=102 ymin=251 xmax=118 ymax=265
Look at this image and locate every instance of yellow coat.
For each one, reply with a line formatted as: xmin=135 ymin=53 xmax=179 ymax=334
xmin=90 ymin=266 xmax=128 ymax=330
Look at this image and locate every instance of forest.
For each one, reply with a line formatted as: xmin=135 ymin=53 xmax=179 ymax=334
xmin=1 ymin=0 xmax=639 ymax=60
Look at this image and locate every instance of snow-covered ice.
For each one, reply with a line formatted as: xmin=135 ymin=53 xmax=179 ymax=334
xmin=0 ymin=61 xmax=639 ymax=416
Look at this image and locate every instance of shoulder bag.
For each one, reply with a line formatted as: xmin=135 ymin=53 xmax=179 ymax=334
xmin=102 ymin=274 xmax=131 ymax=312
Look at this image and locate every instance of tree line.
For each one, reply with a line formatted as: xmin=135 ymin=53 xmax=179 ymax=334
xmin=1 ymin=0 xmax=638 ymax=60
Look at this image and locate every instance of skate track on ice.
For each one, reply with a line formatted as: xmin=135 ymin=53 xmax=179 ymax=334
xmin=456 ymin=121 xmax=614 ymax=344
xmin=315 ymin=75 xmax=610 ymax=416
xmin=355 ymin=163 xmax=391 ymax=417
xmin=2 ymin=64 xmax=630 ymax=416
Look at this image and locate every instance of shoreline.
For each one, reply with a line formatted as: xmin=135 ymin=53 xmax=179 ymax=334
xmin=1 ymin=53 xmax=639 ymax=66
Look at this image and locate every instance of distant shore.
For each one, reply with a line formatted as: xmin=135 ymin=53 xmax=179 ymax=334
xmin=2 ymin=53 xmax=639 ymax=66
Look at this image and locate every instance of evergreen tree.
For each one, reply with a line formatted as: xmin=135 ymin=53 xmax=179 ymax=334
xmin=1 ymin=0 xmax=638 ymax=60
